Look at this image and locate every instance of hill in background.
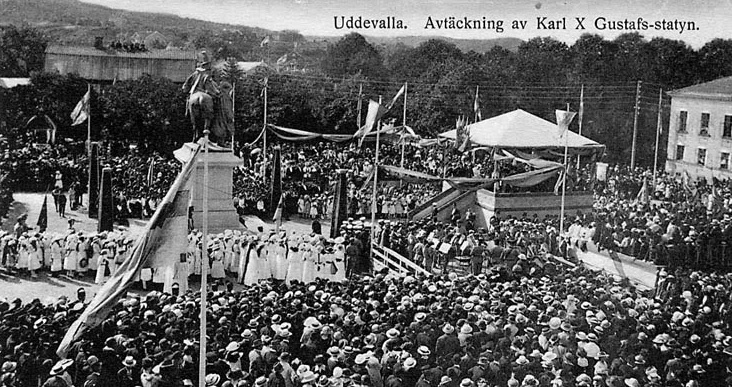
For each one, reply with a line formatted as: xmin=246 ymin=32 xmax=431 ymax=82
xmin=0 ymin=0 xmax=523 ymax=52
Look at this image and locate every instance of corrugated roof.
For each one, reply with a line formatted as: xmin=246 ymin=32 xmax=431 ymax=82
xmin=0 ymin=78 xmax=31 ymax=88
xmin=45 ymin=45 xmax=196 ymax=61
xmin=669 ymin=76 xmax=732 ymax=99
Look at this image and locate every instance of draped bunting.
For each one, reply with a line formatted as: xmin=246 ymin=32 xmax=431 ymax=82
xmin=267 ymin=124 xmax=353 ymax=142
xmin=361 ymin=164 xmax=562 ymax=190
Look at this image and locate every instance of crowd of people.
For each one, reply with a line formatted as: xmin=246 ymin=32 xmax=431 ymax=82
xmin=2 ymin=240 xmax=732 ymax=387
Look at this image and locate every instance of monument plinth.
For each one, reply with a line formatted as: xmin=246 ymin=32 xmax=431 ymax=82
xmin=174 ymin=140 xmax=241 ymax=233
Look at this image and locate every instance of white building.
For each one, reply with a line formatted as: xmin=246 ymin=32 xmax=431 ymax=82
xmin=666 ymin=76 xmax=732 ymax=181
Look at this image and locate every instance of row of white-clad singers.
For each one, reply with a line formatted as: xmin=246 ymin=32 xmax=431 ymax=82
xmin=185 ymin=229 xmax=348 ymax=286
xmin=0 ymin=229 xmax=134 ymax=282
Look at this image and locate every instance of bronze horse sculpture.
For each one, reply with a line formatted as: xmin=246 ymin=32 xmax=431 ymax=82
xmin=183 ymin=64 xmax=234 ymax=146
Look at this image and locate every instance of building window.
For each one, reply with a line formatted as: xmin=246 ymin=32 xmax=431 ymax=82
xmin=700 ymin=112 xmax=710 ymax=136
xmin=678 ymin=111 xmax=688 ymax=132
xmin=698 ymin=148 xmax=707 ymax=166
xmin=676 ymin=145 xmax=685 ymax=161
xmin=722 ymin=152 xmax=730 ymax=170
xmin=724 ymin=115 xmax=732 ymax=138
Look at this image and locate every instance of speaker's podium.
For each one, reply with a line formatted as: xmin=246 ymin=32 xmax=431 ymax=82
xmin=174 ymin=140 xmax=242 ymax=233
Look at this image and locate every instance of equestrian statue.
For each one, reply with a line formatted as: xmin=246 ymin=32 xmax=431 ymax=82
xmin=183 ymin=51 xmax=234 ymax=146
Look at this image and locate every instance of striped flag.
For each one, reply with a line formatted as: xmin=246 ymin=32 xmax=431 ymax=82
xmin=70 ymin=89 xmax=90 ymax=126
xmin=56 ymin=143 xmax=201 ymax=358
xmin=355 ymin=100 xmax=387 ymax=147
xmin=387 ymin=83 xmax=406 ymax=110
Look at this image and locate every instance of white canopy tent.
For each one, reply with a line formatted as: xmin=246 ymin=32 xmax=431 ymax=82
xmin=439 ymin=109 xmax=604 ymax=155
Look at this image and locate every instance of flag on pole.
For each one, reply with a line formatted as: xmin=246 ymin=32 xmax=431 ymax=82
xmin=146 ymin=158 xmax=155 ymax=187
xmin=387 ymin=83 xmax=406 ymax=110
xmin=355 ymin=100 xmax=387 ymax=146
xmin=260 ymin=35 xmax=270 ymax=47
xmin=56 ymin=143 xmax=201 ymax=359
xmin=37 ymin=196 xmax=48 ymax=232
xmin=70 ymin=89 xmax=90 ymax=126
xmin=555 ymin=109 xmax=577 ymax=138
xmin=273 ymin=194 xmax=284 ymax=227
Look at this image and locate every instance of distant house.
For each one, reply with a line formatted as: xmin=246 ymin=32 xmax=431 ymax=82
xmin=44 ymin=43 xmax=197 ymax=83
xmin=666 ymin=76 xmax=732 ymax=180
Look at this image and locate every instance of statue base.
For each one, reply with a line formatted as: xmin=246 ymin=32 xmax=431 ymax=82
xmin=174 ymin=140 xmax=242 ymax=234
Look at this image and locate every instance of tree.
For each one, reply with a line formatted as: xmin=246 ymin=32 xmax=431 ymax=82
xmin=698 ymin=39 xmax=732 ymax=82
xmin=0 ymin=26 xmax=47 ymax=77
xmin=322 ymin=33 xmax=384 ymax=78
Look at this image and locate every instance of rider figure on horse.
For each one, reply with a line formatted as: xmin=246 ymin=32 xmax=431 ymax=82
xmin=183 ymin=51 xmax=220 ymax=141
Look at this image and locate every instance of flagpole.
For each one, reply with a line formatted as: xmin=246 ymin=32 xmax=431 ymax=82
xmin=560 ymin=103 xmax=570 ymax=238
xmin=87 ymin=83 xmax=91 ymax=156
xmin=356 ymin=84 xmax=363 ymax=129
xmin=198 ymin=130 xmax=210 ymax=387
xmin=369 ymin=96 xmax=382 ymax=266
xmin=263 ymin=80 xmax=268 ymax=182
xmin=474 ymin=85 xmax=480 ymax=123
xmin=577 ymin=84 xmax=584 ymax=169
xmin=653 ymin=88 xmax=663 ymax=189
xmin=400 ymin=82 xmax=407 ymax=169
xmin=231 ymin=82 xmax=236 ymax=152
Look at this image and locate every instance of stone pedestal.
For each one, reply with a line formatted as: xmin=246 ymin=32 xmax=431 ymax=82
xmin=174 ymin=141 xmax=242 ymax=234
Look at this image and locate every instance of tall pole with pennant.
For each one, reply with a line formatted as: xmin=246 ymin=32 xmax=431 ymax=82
xmin=198 ymin=130 xmax=211 ymax=387
xmin=400 ymin=82 xmax=408 ymax=169
xmin=369 ymin=96 xmax=383 ymax=265
xmin=653 ymin=88 xmax=663 ymax=189
xmin=262 ymin=78 xmax=268 ymax=182
xmin=631 ymin=80 xmax=642 ymax=169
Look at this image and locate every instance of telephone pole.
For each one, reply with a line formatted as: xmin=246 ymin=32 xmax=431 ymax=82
xmin=630 ymin=80 xmax=642 ymax=169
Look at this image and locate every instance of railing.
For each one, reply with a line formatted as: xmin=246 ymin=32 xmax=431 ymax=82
xmin=372 ymin=242 xmax=431 ymax=276
xmin=408 ymin=186 xmax=458 ymax=219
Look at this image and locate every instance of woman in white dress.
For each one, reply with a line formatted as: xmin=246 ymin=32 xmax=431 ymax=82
xmin=285 ymin=237 xmax=304 ymax=285
xmin=332 ymin=237 xmax=347 ymax=282
xmin=309 ymin=198 xmax=319 ymax=219
xmin=89 ymin=237 xmax=101 ymax=273
xmin=272 ymin=236 xmax=288 ymax=280
xmin=300 ymin=241 xmax=316 ymax=284
xmin=297 ymin=196 xmax=305 ymax=218
xmin=27 ymin=237 xmax=42 ymax=278
xmin=16 ymin=236 xmax=28 ymax=272
xmin=50 ymin=236 xmax=64 ymax=276
xmin=95 ymin=249 xmax=109 ymax=284
xmin=243 ymin=237 xmax=267 ymax=285
xmin=64 ymin=234 xmax=78 ymax=277
xmin=105 ymin=241 xmax=117 ymax=276
xmin=210 ymin=241 xmax=226 ymax=280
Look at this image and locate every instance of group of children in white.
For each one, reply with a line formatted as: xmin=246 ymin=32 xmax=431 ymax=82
xmin=0 ymin=228 xmax=348 ymax=291
xmin=180 ymin=230 xmax=348 ymax=291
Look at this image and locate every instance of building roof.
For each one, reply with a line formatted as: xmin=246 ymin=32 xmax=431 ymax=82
xmin=439 ymin=109 xmax=603 ymax=150
xmin=0 ymin=78 xmax=31 ymax=88
xmin=669 ymin=76 xmax=732 ymax=100
xmin=45 ymin=45 xmax=196 ymax=61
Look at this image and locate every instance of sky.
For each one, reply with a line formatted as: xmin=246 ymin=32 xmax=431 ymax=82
xmin=79 ymin=0 xmax=731 ymax=48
